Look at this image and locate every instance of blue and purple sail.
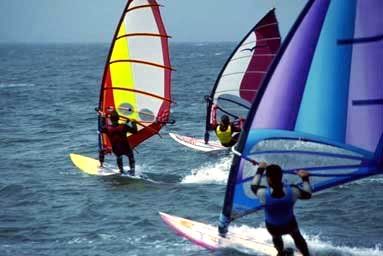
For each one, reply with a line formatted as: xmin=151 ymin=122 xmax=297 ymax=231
xmin=220 ymin=0 xmax=383 ymax=228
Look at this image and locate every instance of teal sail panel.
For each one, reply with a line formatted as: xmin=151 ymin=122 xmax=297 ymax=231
xmin=295 ymin=1 xmax=357 ymax=142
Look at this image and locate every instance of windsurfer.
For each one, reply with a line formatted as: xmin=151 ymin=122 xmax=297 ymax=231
xmin=251 ymin=162 xmax=312 ymax=256
xmin=211 ymin=104 xmax=244 ymax=147
xmin=99 ymin=110 xmax=138 ymax=175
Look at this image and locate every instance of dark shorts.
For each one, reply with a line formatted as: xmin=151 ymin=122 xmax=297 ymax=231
xmin=112 ymin=143 xmax=133 ymax=157
xmin=266 ymin=218 xmax=299 ymax=236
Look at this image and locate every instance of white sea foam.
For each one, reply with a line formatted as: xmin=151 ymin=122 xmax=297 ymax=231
xmin=0 ymin=83 xmax=35 ymax=88
xmin=228 ymin=224 xmax=383 ymax=256
xmin=103 ymin=162 xmax=144 ymax=175
xmin=337 ymin=177 xmax=383 ymax=189
xmin=354 ymin=177 xmax=383 ymax=185
xmin=181 ymin=156 xmax=231 ymax=184
xmin=67 ymin=237 xmax=94 ymax=244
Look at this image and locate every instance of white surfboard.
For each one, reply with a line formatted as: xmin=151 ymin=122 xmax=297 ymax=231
xmin=159 ymin=212 xmax=301 ymax=255
xmin=169 ymin=133 xmax=226 ymax=152
xmin=69 ymin=153 xmax=151 ymax=181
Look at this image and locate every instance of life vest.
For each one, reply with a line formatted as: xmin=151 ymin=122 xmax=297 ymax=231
xmin=264 ymin=184 xmax=295 ymax=226
xmin=216 ymin=125 xmax=232 ymax=145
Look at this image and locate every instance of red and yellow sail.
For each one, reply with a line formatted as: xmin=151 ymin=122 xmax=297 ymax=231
xmin=99 ymin=0 xmax=172 ymax=151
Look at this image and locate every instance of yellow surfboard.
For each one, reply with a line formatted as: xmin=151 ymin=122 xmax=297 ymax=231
xmin=69 ymin=153 xmax=120 ymax=176
xmin=69 ymin=153 xmax=156 ymax=182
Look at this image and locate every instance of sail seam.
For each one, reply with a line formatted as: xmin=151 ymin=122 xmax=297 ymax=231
xmin=116 ymin=33 xmax=171 ymax=40
xmin=352 ymin=99 xmax=383 ymax=106
xmin=215 ymin=89 xmax=258 ymax=95
xmin=103 ymin=87 xmax=173 ymax=103
xmin=221 ymin=71 xmax=267 ymax=78
xmin=126 ymin=4 xmax=161 ymax=13
xmin=217 ymin=97 xmax=251 ymax=110
xmin=230 ymin=54 xmax=276 ymax=62
xmin=255 ymin=22 xmax=279 ymax=31
xmin=109 ymin=59 xmax=174 ymax=70
xmin=241 ymin=37 xmax=281 ymax=47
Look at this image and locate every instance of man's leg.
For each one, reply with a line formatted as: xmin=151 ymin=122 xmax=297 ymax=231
xmin=290 ymin=229 xmax=310 ymax=256
xmin=271 ymin=235 xmax=284 ymax=256
xmin=99 ymin=150 xmax=105 ymax=167
xmin=126 ymin=149 xmax=135 ymax=176
xmin=266 ymin=224 xmax=284 ymax=255
xmin=116 ymin=155 xmax=123 ymax=174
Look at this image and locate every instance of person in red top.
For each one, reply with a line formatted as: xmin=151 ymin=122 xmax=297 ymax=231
xmin=99 ymin=110 xmax=138 ymax=175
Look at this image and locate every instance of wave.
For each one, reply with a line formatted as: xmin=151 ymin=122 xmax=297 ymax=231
xmin=337 ymin=177 xmax=383 ymax=189
xmin=0 ymin=83 xmax=35 ymax=89
xmin=181 ymin=156 xmax=231 ymax=184
xmin=228 ymin=224 xmax=383 ymax=256
xmin=353 ymin=177 xmax=383 ymax=185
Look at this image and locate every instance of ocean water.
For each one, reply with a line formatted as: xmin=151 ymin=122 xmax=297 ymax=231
xmin=0 ymin=43 xmax=382 ymax=256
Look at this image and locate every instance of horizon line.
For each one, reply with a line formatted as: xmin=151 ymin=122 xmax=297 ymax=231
xmin=0 ymin=40 xmax=238 ymax=45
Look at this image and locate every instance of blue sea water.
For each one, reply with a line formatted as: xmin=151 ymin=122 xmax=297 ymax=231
xmin=0 ymin=42 xmax=382 ymax=256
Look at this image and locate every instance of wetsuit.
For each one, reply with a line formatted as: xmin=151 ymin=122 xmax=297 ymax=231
xmin=100 ymin=120 xmax=138 ymax=173
xmin=251 ymin=167 xmax=312 ymax=256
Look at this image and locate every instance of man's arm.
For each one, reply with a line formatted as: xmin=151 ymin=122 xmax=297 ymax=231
xmin=125 ymin=120 xmax=138 ymax=134
xmin=250 ymin=162 xmax=267 ymax=204
xmin=210 ymin=104 xmax=218 ymax=129
xmin=99 ymin=117 xmax=108 ymax=133
xmin=231 ymin=117 xmax=245 ymax=132
xmin=96 ymin=108 xmax=108 ymax=133
xmin=291 ymin=170 xmax=312 ymax=200
xmin=231 ymin=123 xmax=242 ymax=133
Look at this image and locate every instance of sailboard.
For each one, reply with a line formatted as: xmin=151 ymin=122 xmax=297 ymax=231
xmin=70 ymin=153 xmax=128 ymax=176
xmin=170 ymin=9 xmax=281 ymax=152
xmin=70 ymin=0 xmax=173 ymax=175
xmin=159 ymin=212 xmax=301 ymax=255
xmin=69 ymin=154 xmax=156 ymax=182
xmin=160 ymin=212 xmax=294 ymax=255
xmin=168 ymin=133 xmax=225 ymax=152
xmin=161 ymin=0 xmax=383 ymax=254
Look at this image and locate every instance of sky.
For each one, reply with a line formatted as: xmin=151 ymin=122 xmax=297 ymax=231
xmin=0 ymin=0 xmax=306 ymax=43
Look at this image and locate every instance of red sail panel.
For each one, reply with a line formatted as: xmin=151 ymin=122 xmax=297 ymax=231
xmin=239 ymin=11 xmax=281 ymax=101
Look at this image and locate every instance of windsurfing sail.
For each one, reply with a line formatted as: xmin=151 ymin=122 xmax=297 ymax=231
xmin=204 ymin=9 xmax=281 ymax=143
xmin=98 ymin=0 xmax=173 ymax=151
xmin=219 ymin=0 xmax=383 ymax=230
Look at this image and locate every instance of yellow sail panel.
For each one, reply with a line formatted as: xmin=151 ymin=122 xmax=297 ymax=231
xmin=117 ymin=17 xmax=127 ymax=38
xmin=110 ymin=22 xmax=139 ymax=120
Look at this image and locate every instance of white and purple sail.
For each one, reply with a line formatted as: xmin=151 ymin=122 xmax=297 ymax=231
xmin=204 ymin=10 xmax=281 ymax=143
xmin=220 ymin=0 xmax=383 ymax=229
